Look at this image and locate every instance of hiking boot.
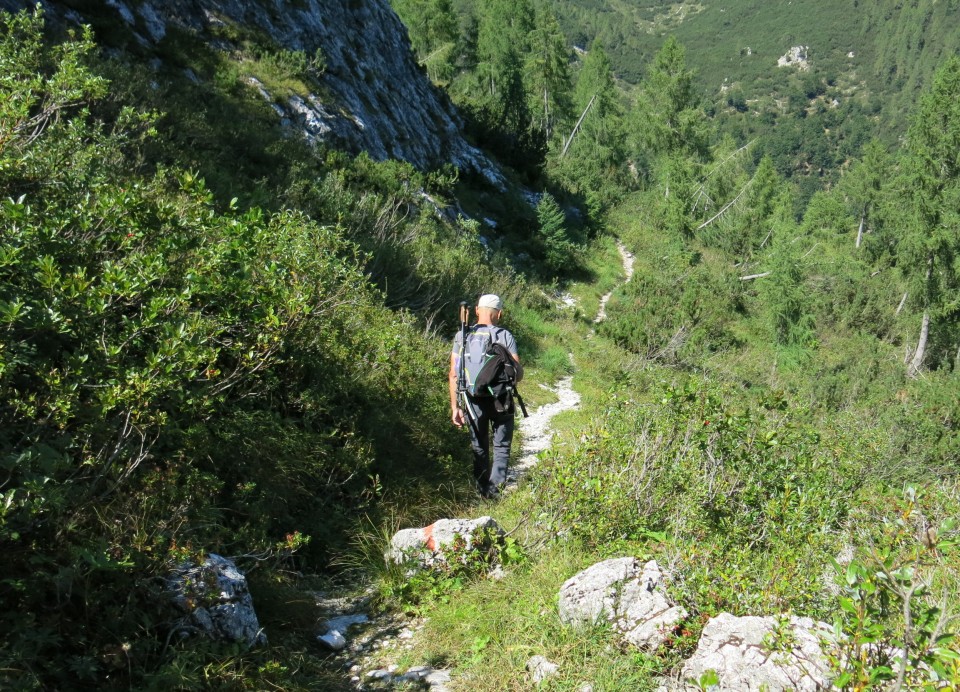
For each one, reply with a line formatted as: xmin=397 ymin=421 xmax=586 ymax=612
xmin=480 ymin=484 xmax=501 ymax=500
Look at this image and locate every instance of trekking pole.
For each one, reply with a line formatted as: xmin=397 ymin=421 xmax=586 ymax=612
xmin=457 ymin=301 xmax=481 ymax=437
xmin=513 ymin=387 xmax=529 ymax=418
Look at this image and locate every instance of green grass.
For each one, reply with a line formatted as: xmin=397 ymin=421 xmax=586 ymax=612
xmin=401 ymin=541 xmax=667 ymax=691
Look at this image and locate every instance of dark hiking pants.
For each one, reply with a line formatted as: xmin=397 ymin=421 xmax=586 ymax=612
xmin=466 ymin=397 xmax=514 ymax=494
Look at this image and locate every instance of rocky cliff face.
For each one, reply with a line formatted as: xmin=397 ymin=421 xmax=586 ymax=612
xmin=3 ymin=0 xmax=503 ymax=187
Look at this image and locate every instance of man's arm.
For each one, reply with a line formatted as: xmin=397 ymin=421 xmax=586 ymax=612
xmin=503 ymin=331 xmax=522 ymax=381
xmin=510 ymin=352 xmax=522 ymax=381
xmin=449 ymin=352 xmax=464 ymax=427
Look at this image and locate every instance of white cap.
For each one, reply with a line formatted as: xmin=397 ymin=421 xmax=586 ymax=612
xmin=477 ymin=294 xmax=503 ymax=310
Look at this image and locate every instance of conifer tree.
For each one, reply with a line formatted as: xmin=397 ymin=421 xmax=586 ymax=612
xmin=900 ymin=57 xmax=960 ymax=375
xmin=840 ymin=139 xmax=891 ymax=252
xmin=658 ymin=155 xmax=697 ymax=238
xmin=557 ymin=39 xmax=626 ymax=210
xmin=759 ymin=224 xmax=815 ymax=348
xmin=476 ymin=0 xmax=534 ymax=98
xmin=572 ymin=39 xmax=615 ymax=118
xmin=633 ymin=36 xmax=708 ymax=160
xmin=537 ymin=192 xmax=573 ymax=271
xmin=497 ymin=45 xmax=531 ymax=138
xmin=526 ymin=6 xmax=572 ymax=139
xmin=392 ymin=0 xmax=458 ymax=82
xmin=704 ymin=156 xmax=792 ymax=256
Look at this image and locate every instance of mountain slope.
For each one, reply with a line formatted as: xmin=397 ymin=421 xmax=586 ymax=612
xmin=552 ymin=0 xmax=960 ymax=141
xmin=3 ymin=0 xmax=503 ymax=185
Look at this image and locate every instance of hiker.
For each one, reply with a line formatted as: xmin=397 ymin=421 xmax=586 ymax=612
xmin=449 ymin=294 xmax=522 ymax=499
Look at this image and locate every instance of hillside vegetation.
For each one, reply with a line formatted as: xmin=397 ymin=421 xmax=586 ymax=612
xmin=1 ymin=1 xmax=959 ymax=689
xmin=546 ymin=0 xmax=960 ymax=202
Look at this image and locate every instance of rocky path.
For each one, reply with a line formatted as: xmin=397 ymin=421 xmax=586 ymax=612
xmin=327 ymin=241 xmax=637 ymax=690
xmin=506 ymin=376 xmax=581 ymax=488
xmin=594 ymin=240 xmax=635 ymax=324
xmin=335 ymin=376 xmax=584 ymax=690
xmin=509 ymin=240 xmax=638 ymax=483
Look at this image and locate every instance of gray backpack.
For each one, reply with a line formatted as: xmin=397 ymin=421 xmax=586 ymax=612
xmin=462 ymin=326 xmax=503 ymax=394
xmin=460 ymin=326 xmax=527 ymax=416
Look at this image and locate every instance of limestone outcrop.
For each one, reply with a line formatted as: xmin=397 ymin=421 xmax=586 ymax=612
xmin=6 ymin=0 xmax=504 ymax=186
xmin=558 ymin=557 xmax=687 ymax=650
xmin=777 ymin=45 xmax=810 ymax=70
xmin=675 ymin=612 xmax=833 ymax=691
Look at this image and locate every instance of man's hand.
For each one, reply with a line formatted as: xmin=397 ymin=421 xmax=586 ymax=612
xmin=451 ymin=407 xmax=465 ymax=427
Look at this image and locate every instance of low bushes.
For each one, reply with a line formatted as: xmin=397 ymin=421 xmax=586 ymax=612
xmin=0 ymin=10 xmax=471 ymax=687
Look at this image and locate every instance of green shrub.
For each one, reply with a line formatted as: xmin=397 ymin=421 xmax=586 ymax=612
xmin=829 ymin=484 xmax=960 ymax=689
xmin=599 ymin=248 xmax=742 ymax=363
xmin=0 ymin=10 xmax=471 ymax=687
xmin=528 ymin=376 xmax=860 ymax=614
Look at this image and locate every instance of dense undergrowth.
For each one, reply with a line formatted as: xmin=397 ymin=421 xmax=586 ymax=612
xmin=0 ymin=9 xmax=519 ymax=688
xmin=3 ymin=2 xmax=960 ymax=689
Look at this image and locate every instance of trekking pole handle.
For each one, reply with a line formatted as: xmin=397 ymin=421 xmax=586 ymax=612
xmin=459 ymin=301 xmax=471 ymax=324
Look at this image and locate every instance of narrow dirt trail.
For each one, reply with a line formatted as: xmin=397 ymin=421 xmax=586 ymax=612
xmin=333 ymin=239 xmax=637 ymax=690
xmin=594 ymin=240 xmax=635 ymax=324
xmin=508 ymin=237 xmax=634 ymax=487
xmin=506 ymin=376 xmax=581 ymax=488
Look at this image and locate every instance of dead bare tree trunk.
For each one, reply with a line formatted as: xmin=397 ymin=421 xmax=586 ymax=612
xmin=698 ymin=141 xmax=754 ymax=185
xmin=696 ymin=176 xmax=754 ymax=231
xmin=896 ymin=292 xmax=908 ymax=315
xmin=543 ymin=87 xmax=551 ymax=138
xmin=907 ymin=257 xmax=935 ymax=377
xmin=907 ymin=310 xmax=930 ymax=378
xmin=560 ymin=94 xmax=596 ymax=158
xmin=856 ymin=214 xmax=865 ymax=248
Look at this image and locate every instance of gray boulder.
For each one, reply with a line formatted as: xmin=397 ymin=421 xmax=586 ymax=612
xmin=167 ymin=553 xmax=266 ymax=647
xmin=526 ymin=655 xmax=559 ymax=683
xmin=386 ymin=516 xmax=504 ymax=570
xmin=679 ymin=612 xmax=832 ymax=691
xmin=558 ymin=557 xmax=687 ymax=650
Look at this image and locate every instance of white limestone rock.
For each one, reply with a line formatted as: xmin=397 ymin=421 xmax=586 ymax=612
xmin=386 ymin=516 xmax=504 ymax=570
xmin=526 ymin=655 xmax=560 ymax=683
xmin=398 ymin=665 xmax=432 ymax=682
xmin=285 ymin=94 xmax=333 ymax=142
xmin=316 ymin=613 xmax=368 ymax=651
xmin=777 ymin=45 xmax=810 ymax=71
xmin=558 ymin=557 xmax=687 ymax=650
xmin=679 ymin=612 xmax=833 ymax=691
xmin=317 ymin=630 xmax=347 ymax=651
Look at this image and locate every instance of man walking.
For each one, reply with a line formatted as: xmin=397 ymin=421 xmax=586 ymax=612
xmin=449 ymin=294 xmax=521 ymax=498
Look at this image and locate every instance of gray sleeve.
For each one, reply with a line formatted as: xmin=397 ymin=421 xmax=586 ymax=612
xmin=499 ymin=329 xmax=518 ymax=357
